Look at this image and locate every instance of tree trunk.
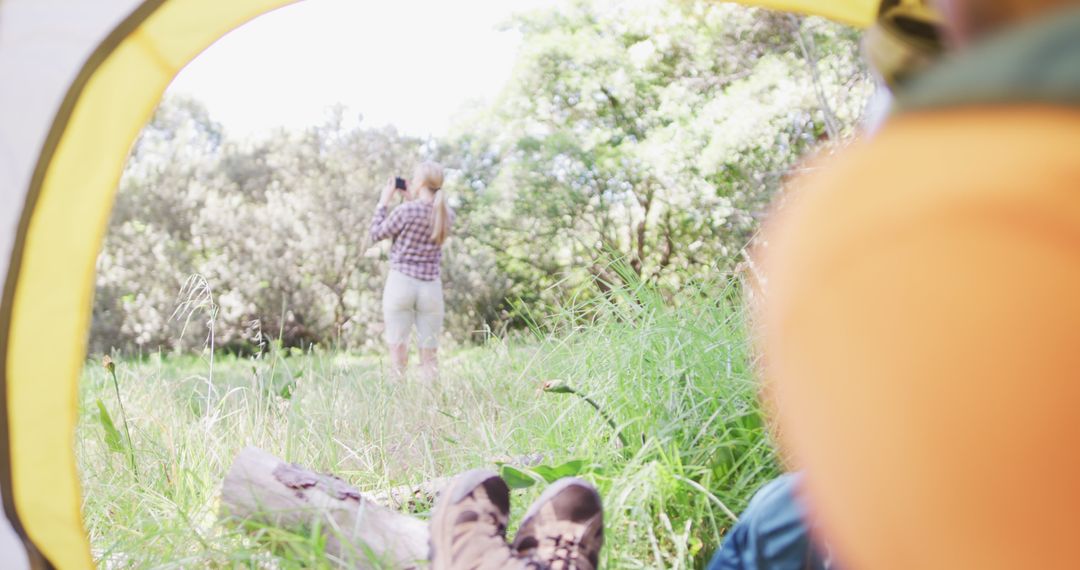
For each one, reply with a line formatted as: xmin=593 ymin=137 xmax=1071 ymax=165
xmin=220 ymin=446 xmax=430 ymax=569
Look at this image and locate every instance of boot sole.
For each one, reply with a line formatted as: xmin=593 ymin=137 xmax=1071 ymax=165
xmin=519 ymin=476 xmax=601 ymax=525
xmin=512 ymin=477 xmax=603 ymax=569
xmin=429 ymin=469 xmax=507 ymax=568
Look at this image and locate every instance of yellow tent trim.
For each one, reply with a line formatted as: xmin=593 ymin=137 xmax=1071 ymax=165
xmin=736 ymin=0 xmax=878 ymax=27
xmin=6 ymin=0 xmax=294 ymax=567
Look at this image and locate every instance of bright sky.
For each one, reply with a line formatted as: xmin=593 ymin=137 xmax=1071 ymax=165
xmin=168 ymin=0 xmax=552 ymax=140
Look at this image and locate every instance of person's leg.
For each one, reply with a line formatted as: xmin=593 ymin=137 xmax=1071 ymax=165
xmin=389 ymin=343 xmax=409 ymax=375
xmin=382 ymin=270 xmax=417 ymax=378
xmin=706 ymin=473 xmax=834 ymax=570
xmin=415 ymin=278 xmax=446 ymax=382
xmin=419 ymin=347 xmax=438 ymax=379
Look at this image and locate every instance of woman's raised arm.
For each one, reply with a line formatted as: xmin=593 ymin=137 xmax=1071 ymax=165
xmin=370 ymin=178 xmax=407 ymax=243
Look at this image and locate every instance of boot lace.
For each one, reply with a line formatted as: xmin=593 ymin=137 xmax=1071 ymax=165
xmin=544 ymin=532 xmax=583 ymax=569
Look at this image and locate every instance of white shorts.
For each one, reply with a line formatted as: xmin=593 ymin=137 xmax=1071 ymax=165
xmin=382 ymin=269 xmax=445 ymax=349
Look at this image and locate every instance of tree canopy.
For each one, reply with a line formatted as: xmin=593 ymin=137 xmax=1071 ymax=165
xmin=92 ymin=0 xmax=872 ymax=353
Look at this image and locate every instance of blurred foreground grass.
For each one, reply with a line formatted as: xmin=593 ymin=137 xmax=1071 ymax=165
xmin=79 ymin=280 xmax=779 ymax=568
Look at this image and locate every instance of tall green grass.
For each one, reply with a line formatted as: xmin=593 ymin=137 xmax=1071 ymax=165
xmin=79 ymin=278 xmax=778 ymax=568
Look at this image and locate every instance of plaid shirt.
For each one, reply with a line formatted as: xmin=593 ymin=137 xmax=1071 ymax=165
xmin=369 ymin=201 xmax=451 ymax=281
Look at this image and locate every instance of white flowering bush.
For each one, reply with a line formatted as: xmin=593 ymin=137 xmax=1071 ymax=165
xmin=92 ymin=102 xmax=511 ymax=353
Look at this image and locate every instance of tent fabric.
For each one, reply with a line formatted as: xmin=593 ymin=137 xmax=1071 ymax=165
xmin=0 ymin=1 xmax=296 ymax=567
xmin=732 ymin=0 xmax=878 ymax=26
xmin=0 ymin=3 xmax=152 ymax=567
xmin=0 ymin=0 xmax=141 ymax=274
xmin=0 ymin=0 xmax=872 ymax=567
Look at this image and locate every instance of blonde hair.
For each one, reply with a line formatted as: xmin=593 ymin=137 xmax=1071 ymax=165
xmin=414 ymin=161 xmax=450 ymax=245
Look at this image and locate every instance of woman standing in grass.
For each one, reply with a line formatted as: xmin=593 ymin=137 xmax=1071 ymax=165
xmin=369 ymin=161 xmax=453 ymax=380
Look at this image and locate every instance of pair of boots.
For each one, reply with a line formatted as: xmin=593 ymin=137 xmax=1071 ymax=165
xmin=429 ymin=469 xmax=604 ymax=570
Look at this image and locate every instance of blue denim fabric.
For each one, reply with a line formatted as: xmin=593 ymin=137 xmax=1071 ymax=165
xmin=706 ymin=473 xmax=833 ymax=570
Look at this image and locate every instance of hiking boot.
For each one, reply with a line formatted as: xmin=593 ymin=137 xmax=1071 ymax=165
xmin=429 ymin=469 xmax=545 ymax=570
xmin=511 ymin=478 xmax=604 ymax=570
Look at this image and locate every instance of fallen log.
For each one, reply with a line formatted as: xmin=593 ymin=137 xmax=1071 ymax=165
xmin=221 ymin=446 xmax=430 ymax=569
xmin=366 ymin=476 xmax=449 ymax=511
xmin=365 ymin=452 xmax=552 ymax=510
xmin=220 ymin=447 xmax=561 ymax=567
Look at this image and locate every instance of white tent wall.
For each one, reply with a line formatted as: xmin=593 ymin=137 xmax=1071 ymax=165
xmin=0 ymin=1 xmax=301 ymax=566
xmin=0 ymin=488 xmax=26 ymax=570
xmin=0 ymin=2 xmax=146 ymax=567
xmin=0 ymin=0 xmax=143 ymax=288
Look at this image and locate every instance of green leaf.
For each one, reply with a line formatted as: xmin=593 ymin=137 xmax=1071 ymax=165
xmin=531 ymin=459 xmax=589 ymax=483
xmin=498 ymin=464 xmax=538 ymax=490
xmin=96 ymin=399 xmax=124 ymax=454
xmin=278 ymin=378 xmax=296 ymax=400
xmin=689 ymin=535 xmax=704 ymax=557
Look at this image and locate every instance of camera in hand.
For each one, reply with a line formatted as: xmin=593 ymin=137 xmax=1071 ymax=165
xmin=394 ymin=177 xmax=408 ymax=191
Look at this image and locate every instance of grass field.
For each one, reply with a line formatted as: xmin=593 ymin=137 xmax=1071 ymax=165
xmin=78 ymin=280 xmax=779 ymax=568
